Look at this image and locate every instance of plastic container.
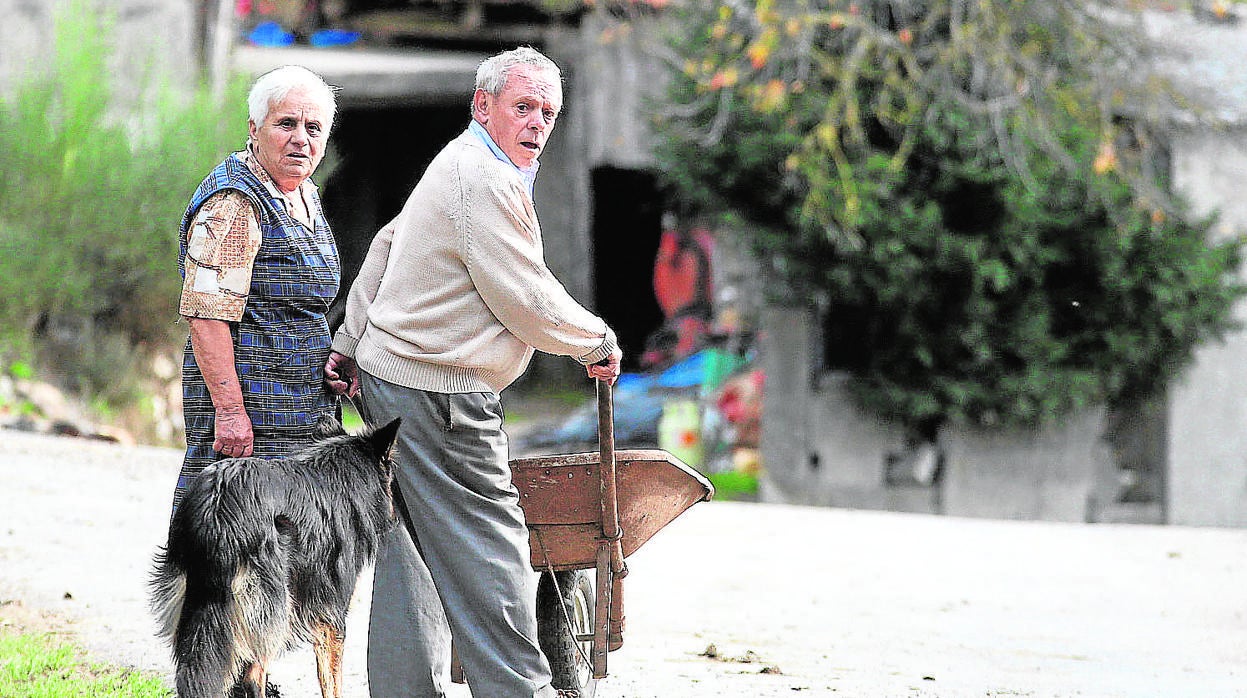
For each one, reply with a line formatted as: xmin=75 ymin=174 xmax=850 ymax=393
xmin=248 ymin=21 xmax=294 ymax=47
xmin=658 ymin=399 xmax=703 ymax=468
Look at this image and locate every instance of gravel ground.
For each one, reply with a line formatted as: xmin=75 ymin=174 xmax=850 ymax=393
xmin=3 ymin=428 xmax=1247 ymax=697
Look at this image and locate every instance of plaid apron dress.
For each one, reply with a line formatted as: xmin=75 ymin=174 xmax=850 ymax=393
xmin=172 ymin=155 xmax=340 ymax=512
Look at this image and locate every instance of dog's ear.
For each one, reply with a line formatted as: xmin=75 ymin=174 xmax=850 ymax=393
xmin=314 ymin=414 xmax=347 ymax=440
xmin=368 ymin=418 xmax=402 ymax=458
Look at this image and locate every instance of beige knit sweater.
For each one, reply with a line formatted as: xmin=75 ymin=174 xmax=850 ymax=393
xmin=331 ymin=130 xmax=618 ymax=394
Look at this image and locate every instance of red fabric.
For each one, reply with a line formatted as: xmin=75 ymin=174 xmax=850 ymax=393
xmin=653 ymin=230 xmax=704 ymax=318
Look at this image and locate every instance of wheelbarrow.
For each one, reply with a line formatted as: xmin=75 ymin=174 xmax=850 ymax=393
xmin=451 ymin=380 xmax=714 ymax=695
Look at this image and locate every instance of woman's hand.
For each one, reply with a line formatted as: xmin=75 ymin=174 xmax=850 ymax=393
xmin=213 ymin=404 xmax=254 ymax=458
xmin=325 ymin=351 xmax=360 ymax=397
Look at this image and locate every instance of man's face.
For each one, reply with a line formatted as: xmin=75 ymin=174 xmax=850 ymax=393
xmin=474 ymin=64 xmax=562 ymax=169
xmin=248 ymin=86 xmax=330 ymax=193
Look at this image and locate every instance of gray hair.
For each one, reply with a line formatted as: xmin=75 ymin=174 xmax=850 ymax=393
xmin=473 ymin=47 xmax=561 ymax=109
xmin=248 ymin=65 xmax=338 ymax=130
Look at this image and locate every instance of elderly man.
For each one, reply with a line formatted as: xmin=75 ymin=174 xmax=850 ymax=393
xmin=325 ymin=47 xmax=620 ymax=698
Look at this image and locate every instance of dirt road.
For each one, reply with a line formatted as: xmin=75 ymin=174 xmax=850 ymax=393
xmin=2 ymin=429 xmax=1246 ymax=697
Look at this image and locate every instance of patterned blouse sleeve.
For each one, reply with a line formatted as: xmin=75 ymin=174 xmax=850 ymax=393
xmin=178 ymin=190 xmax=262 ymax=322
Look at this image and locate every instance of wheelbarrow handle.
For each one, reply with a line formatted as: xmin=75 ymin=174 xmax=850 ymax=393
xmin=596 ymin=380 xmax=620 ymax=542
xmin=594 ymin=379 xmax=626 ymax=677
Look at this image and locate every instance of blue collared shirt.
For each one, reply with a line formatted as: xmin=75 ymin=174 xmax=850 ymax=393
xmin=468 ymin=120 xmax=539 ymax=199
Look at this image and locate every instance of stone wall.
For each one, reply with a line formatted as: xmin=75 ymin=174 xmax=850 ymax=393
xmin=758 ymin=306 xmax=1114 ymax=523
xmin=758 ymin=306 xmax=941 ymax=514
xmin=1166 ymin=128 xmax=1247 ymax=527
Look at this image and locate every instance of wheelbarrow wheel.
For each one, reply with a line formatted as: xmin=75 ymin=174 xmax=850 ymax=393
xmin=536 ymin=570 xmax=597 ymax=697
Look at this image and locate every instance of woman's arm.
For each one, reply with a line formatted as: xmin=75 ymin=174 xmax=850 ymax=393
xmin=189 ymin=317 xmax=254 ymax=457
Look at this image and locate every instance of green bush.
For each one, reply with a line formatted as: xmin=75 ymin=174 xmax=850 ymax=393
xmin=0 ymin=0 xmax=247 ymax=405
xmin=651 ymin=0 xmax=1245 ymax=429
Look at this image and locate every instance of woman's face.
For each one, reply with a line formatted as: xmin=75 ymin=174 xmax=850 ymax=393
xmin=474 ymin=64 xmax=561 ymax=169
xmin=248 ymin=86 xmax=330 ymax=193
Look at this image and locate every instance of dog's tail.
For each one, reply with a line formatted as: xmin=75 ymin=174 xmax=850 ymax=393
xmin=149 ymin=544 xmax=187 ymax=644
xmin=151 ymin=542 xmax=244 ymax=696
xmin=150 ymin=476 xmax=294 ymax=695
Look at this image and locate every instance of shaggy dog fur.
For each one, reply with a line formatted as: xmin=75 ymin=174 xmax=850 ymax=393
xmin=150 ymin=417 xmax=400 ymax=698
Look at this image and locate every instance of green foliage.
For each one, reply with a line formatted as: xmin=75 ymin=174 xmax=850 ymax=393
xmin=0 ymin=0 xmax=247 ymax=404
xmin=651 ymin=0 xmax=1245 ymax=428
xmin=0 ymin=628 xmax=171 ymax=697
xmin=707 ymin=470 xmax=758 ymax=501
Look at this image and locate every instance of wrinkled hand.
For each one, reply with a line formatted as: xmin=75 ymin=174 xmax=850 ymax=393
xmin=586 ymin=347 xmax=623 ymax=386
xmin=213 ymin=404 xmax=254 ymax=458
xmin=324 ymin=350 xmax=360 ymax=397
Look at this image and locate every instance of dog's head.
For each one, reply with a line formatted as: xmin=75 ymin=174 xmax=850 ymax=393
xmin=361 ymin=418 xmax=401 ymax=521
xmin=312 ymin=414 xmax=349 ymax=440
xmin=363 ymin=418 xmax=401 ymax=465
xmin=313 ymin=415 xmax=399 ymax=458
xmin=311 ymin=414 xmax=401 ymax=523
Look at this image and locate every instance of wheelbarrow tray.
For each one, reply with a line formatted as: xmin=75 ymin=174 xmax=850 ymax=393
xmin=511 ymin=449 xmax=714 ymax=572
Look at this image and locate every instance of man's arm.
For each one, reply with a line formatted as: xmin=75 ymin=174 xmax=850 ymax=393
xmin=326 ymin=216 xmax=399 ymax=396
xmin=462 ymin=176 xmax=621 ymax=368
xmin=331 ymin=216 xmax=398 ymax=357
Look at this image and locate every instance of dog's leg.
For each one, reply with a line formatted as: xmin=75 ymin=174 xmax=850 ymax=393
xmin=311 ymin=622 xmax=346 ymax=698
xmin=238 ymin=661 xmax=268 ymax=697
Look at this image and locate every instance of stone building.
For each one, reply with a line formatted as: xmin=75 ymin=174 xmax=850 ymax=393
xmin=1 ymin=0 xmax=672 ymax=385
xmin=757 ymin=8 xmax=1247 ymax=528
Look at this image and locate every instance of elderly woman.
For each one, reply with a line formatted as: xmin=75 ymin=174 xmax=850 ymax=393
xmin=172 ymin=65 xmax=339 ymax=513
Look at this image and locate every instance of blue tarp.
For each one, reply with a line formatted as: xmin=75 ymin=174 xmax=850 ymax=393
xmin=513 ymin=351 xmax=712 ymax=453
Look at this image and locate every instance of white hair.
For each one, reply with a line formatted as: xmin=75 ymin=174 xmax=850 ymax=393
xmin=472 ymin=46 xmax=561 ymax=111
xmin=247 ymin=65 xmax=338 ymax=130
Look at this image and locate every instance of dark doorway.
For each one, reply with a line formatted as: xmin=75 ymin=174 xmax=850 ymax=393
xmin=321 ymin=104 xmax=465 ymax=330
xmin=590 ymin=167 xmax=665 ymax=372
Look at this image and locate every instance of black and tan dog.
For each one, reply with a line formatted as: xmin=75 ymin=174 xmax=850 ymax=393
xmin=150 ymin=417 xmax=400 ymax=698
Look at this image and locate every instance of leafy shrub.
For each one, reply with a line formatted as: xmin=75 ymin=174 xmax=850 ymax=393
xmin=0 ymin=0 xmax=247 ymax=405
xmin=651 ymin=0 xmax=1245 ymax=429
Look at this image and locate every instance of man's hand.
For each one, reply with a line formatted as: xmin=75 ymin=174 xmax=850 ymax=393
xmin=213 ymin=404 xmax=254 ymax=458
xmin=325 ymin=351 xmax=360 ymax=397
xmin=586 ymin=347 xmax=623 ymax=385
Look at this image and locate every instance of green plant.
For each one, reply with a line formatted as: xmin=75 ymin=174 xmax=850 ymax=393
xmin=0 ymin=628 xmax=171 ymax=698
xmin=647 ymin=0 xmax=1244 ymax=429
xmin=0 ymin=0 xmax=247 ymax=406
xmin=707 ymin=471 xmax=758 ymax=501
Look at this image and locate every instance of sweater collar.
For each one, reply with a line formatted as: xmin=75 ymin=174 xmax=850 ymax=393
xmin=467 ymin=121 xmax=539 ymax=198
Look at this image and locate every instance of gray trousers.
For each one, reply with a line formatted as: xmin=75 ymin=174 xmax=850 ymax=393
xmin=359 ymin=371 xmax=556 ymax=698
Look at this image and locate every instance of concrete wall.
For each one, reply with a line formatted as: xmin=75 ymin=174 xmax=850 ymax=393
xmin=0 ymin=0 xmax=195 ymax=97
xmin=538 ymin=26 xmax=597 ymax=306
xmin=546 ymin=9 xmax=665 ymax=303
xmin=940 ymin=409 xmax=1111 ymax=523
xmin=575 ymin=11 xmax=665 ymax=172
xmin=1166 ymin=128 xmax=1247 ymax=526
xmin=757 ymin=306 xmax=939 ymax=513
xmin=757 ymin=308 xmax=1113 ymax=522
xmin=756 ymin=305 xmax=815 ymax=503
xmin=0 ymin=0 xmax=52 ymax=94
